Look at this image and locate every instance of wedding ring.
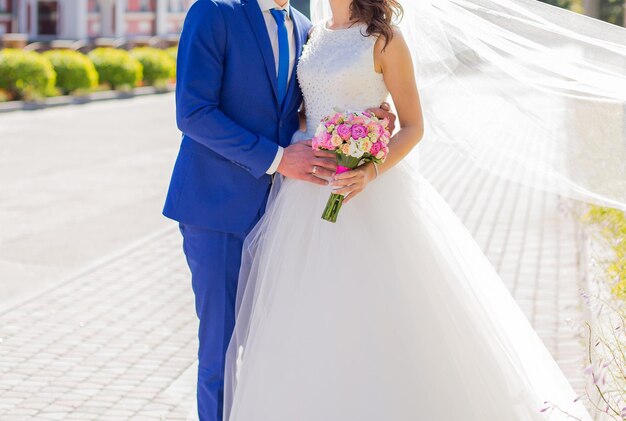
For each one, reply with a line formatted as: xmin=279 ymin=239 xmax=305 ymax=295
xmin=312 ymin=165 xmax=318 ymax=174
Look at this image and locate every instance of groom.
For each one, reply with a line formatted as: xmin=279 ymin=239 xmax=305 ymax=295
xmin=164 ymin=0 xmax=395 ymax=420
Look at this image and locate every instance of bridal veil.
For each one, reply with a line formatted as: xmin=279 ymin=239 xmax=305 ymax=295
xmin=314 ymin=0 xmax=626 ymax=211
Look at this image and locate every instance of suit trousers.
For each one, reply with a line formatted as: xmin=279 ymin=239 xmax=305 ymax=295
xmin=179 ymin=212 xmax=261 ymax=421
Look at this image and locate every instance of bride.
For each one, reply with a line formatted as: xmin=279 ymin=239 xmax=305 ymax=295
xmin=220 ymin=0 xmax=606 ymax=420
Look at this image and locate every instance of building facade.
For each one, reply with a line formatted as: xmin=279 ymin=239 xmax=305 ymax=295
xmin=0 ymin=0 xmax=314 ymax=40
xmin=0 ymin=0 xmax=195 ymax=39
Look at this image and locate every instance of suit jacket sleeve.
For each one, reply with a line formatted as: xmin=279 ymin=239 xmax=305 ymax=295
xmin=175 ymin=1 xmax=279 ymax=179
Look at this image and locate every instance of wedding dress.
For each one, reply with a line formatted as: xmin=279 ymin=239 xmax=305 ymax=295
xmin=223 ymin=21 xmax=593 ymax=421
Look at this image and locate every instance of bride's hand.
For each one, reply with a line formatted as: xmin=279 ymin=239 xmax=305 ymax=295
xmin=330 ymin=163 xmax=377 ymax=204
xmin=367 ymin=102 xmax=397 ymax=133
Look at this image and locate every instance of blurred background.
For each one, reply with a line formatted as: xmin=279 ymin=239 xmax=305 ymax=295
xmin=0 ymin=0 xmax=625 ymax=419
xmin=0 ymin=0 xmax=621 ymax=46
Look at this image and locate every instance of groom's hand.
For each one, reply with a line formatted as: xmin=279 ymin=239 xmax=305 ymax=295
xmin=277 ymin=141 xmax=337 ymax=185
xmin=367 ymin=102 xmax=397 ymax=133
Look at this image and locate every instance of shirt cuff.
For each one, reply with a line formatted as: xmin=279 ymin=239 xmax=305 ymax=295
xmin=266 ymin=146 xmax=284 ymax=175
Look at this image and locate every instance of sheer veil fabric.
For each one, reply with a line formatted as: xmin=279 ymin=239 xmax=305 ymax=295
xmin=168 ymin=1 xmax=626 ymax=420
xmin=313 ymin=0 xmax=626 ymax=210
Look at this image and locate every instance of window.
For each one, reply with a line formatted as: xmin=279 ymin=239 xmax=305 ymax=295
xmin=38 ymin=0 xmax=59 ymax=36
xmin=127 ymin=0 xmax=156 ymax=12
xmin=88 ymin=0 xmax=100 ymax=13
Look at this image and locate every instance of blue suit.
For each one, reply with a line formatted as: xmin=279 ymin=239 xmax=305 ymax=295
xmin=163 ymin=1 xmax=311 ymax=420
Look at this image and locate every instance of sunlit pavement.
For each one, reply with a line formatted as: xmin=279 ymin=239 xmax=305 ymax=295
xmin=0 ymin=94 xmax=180 ymax=305
xmin=0 ymin=94 xmax=585 ymax=419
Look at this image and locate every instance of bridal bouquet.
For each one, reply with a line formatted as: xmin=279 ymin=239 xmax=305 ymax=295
xmin=312 ymin=110 xmax=391 ymax=223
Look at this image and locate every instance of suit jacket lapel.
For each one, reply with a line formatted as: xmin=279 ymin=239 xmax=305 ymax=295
xmin=242 ymin=0 xmax=279 ymax=103
xmin=282 ymin=8 xmax=304 ymax=113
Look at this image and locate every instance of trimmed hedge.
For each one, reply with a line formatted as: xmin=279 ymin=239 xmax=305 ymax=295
xmin=584 ymin=206 xmax=626 ymax=299
xmin=131 ymin=47 xmax=175 ymax=86
xmin=88 ymin=47 xmax=142 ymax=89
xmin=0 ymin=49 xmax=56 ymax=99
xmin=167 ymin=46 xmax=177 ymax=78
xmin=0 ymin=45 xmax=177 ymax=101
xmin=43 ymin=50 xmax=98 ymax=94
xmin=166 ymin=46 xmax=177 ymax=63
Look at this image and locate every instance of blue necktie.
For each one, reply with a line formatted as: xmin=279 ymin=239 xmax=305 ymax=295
xmin=270 ymin=8 xmax=289 ymax=106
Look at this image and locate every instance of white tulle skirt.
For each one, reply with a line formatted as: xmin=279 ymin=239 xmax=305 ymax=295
xmin=222 ymin=157 xmax=591 ymax=421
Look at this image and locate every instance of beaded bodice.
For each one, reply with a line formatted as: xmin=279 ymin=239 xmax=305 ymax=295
xmin=297 ymin=21 xmax=390 ymax=137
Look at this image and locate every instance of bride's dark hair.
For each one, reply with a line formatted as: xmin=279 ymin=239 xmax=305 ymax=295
xmin=350 ymin=0 xmax=403 ymax=49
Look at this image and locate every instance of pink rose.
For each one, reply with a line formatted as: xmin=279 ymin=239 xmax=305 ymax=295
xmin=336 ymin=124 xmax=352 ymax=140
xmin=330 ymin=112 xmax=343 ymax=125
xmin=314 ymin=132 xmax=332 ymax=150
xmin=312 ymin=133 xmax=323 ymax=149
xmin=322 ymin=132 xmax=335 ymax=150
xmin=352 ymin=116 xmax=365 ymax=125
xmin=370 ymin=141 xmax=382 ymax=157
xmin=351 ymin=125 xmax=368 ymax=140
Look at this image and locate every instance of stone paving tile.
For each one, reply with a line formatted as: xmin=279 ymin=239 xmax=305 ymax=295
xmin=0 ymin=230 xmax=195 ymax=420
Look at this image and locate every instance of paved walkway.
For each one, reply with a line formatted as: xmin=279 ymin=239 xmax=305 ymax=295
xmin=0 ymin=94 xmax=180 ymax=306
xmin=0 ymin=95 xmax=587 ymax=419
xmin=0 ymin=229 xmax=195 ymax=420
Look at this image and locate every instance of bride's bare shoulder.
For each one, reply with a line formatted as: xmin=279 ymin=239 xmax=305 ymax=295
xmin=374 ymin=26 xmax=410 ymax=72
xmin=374 ymin=25 xmax=406 ymax=51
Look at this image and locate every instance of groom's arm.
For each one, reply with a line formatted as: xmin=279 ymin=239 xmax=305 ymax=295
xmin=175 ymin=1 xmax=278 ymax=179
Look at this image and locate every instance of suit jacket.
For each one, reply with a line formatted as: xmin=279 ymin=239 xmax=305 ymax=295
xmin=163 ymin=0 xmax=312 ymax=233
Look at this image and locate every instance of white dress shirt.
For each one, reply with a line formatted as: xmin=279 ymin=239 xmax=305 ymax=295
xmin=258 ymin=0 xmax=296 ymax=174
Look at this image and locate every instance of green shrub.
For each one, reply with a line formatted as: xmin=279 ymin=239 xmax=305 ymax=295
xmin=88 ymin=47 xmax=142 ymax=89
xmin=43 ymin=50 xmax=98 ymax=94
xmin=600 ymin=0 xmax=624 ymax=26
xmin=130 ymin=47 xmax=175 ymax=86
xmin=0 ymin=49 xmax=56 ymax=100
xmin=166 ymin=46 xmax=177 ymax=63
xmin=538 ymin=0 xmax=572 ymax=8
xmin=0 ymin=88 xmax=10 ymax=102
xmin=584 ymin=206 xmax=626 ymax=298
xmin=166 ymin=46 xmax=177 ymax=78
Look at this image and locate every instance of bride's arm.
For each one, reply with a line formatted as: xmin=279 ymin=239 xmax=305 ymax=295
xmin=332 ymin=28 xmax=424 ymax=202
xmin=374 ymin=28 xmax=424 ymax=174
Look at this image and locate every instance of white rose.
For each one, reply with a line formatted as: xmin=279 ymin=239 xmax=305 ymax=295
xmin=349 ymin=142 xmax=365 ymax=159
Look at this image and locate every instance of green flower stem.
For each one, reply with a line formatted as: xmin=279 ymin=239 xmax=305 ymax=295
xmin=322 ymin=193 xmax=345 ymax=223
xmin=319 ymin=153 xmax=363 ymax=223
